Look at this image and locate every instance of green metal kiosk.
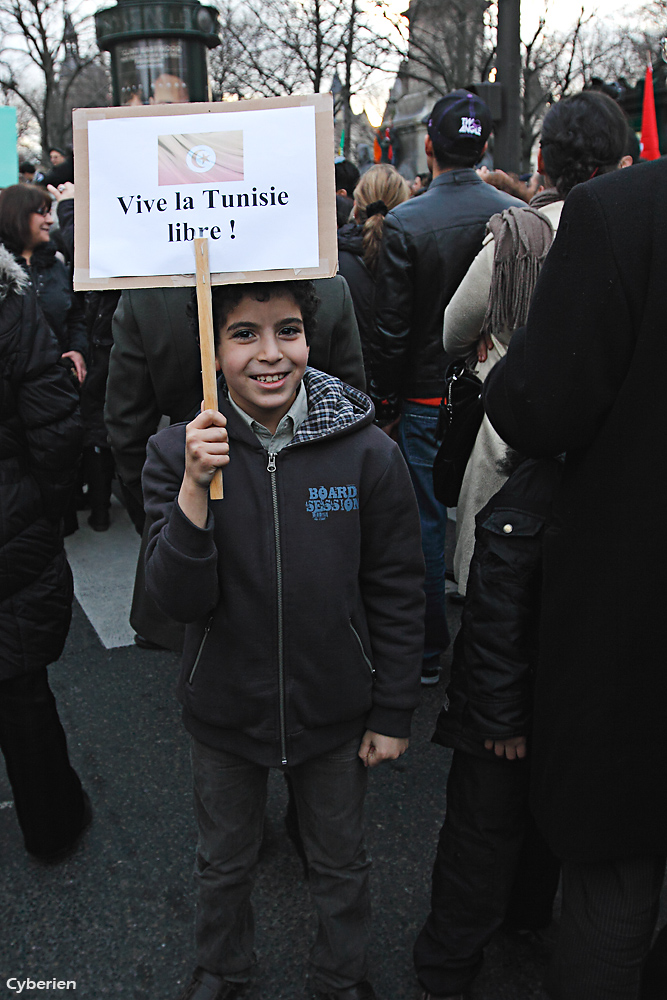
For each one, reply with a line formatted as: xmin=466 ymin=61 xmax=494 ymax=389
xmin=95 ymin=0 xmax=220 ymax=107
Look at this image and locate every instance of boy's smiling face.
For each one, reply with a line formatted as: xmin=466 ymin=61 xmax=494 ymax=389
xmin=216 ymin=293 xmax=310 ymax=434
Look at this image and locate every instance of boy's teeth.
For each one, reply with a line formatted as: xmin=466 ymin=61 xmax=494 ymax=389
xmin=256 ymin=374 xmax=283 ymax=382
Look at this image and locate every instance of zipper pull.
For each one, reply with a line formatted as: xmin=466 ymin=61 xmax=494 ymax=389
xmin=267 ymin=452 xmax=277 ymax=473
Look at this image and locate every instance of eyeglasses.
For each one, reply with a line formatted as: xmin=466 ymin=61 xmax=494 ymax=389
xmin=34 ymin=205 xmax=52 ymax=217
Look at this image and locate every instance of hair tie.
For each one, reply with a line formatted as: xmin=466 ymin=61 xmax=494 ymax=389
xmin=365 ymin=200 xmax=388 ymax=218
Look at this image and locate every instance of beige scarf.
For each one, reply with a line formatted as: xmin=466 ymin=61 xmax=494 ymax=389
xmin=481 ymin=188 xmax=562 ymax=338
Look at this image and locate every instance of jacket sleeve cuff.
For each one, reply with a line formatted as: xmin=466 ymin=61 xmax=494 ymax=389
xmin=365 ymin=706 xmax=413 ymax=739
xmin=165 ymin=499 xmax=216 ymax=559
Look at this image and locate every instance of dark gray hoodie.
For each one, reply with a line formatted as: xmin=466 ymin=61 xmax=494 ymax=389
xmin=142 ymin=368 xmax=425 ymax=767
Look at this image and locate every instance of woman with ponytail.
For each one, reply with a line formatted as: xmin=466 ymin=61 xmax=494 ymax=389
xmin=338 ymin=164 xmax=410 ymax=376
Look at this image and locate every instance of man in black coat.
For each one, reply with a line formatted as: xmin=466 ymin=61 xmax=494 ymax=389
xmin=484 ymin=158 xmax=667 ymax=999
xmin=367 ymin=91 xmax=524 ymax=686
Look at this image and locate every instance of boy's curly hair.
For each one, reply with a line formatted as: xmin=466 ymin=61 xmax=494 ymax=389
xmin=190 ymin=280 xmax=319 ymax=348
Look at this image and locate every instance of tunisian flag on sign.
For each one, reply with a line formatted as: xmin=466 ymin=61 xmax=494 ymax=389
xmin=641 ymin=63 xmax=660 ymax=160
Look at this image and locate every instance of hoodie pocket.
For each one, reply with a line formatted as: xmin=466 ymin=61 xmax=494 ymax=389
xmin=350 ymin=620 xmax=375 ymax=677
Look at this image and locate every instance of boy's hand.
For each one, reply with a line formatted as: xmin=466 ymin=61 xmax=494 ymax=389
xmin=184 ymin=408 xmax=229 ymax=487
xmin=358 ymin=731 xmax=409 ymax=768
xmin=178 ymin=409 xmax=229 ymax=528
xmin=484 ymin=736 xmax=527 ymax=760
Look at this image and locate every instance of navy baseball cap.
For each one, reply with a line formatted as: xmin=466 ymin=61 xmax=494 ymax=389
xmin=424 ymin=89 xmax=492 ymax=157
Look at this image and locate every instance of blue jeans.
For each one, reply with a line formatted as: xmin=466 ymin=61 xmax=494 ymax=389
xmin=398 ymin=401 xmax=450 ymax=663
xmin=191 ymin=736 xmax=371 ymax=990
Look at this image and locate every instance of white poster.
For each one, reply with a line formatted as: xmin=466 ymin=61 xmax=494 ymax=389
xmin=86 ymin=104 xmax=320 ymax=279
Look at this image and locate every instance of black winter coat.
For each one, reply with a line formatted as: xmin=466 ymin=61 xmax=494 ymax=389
xmin=24 ymin=242 xmax=87 ymax=361
xmin=337 ymin=223 xmax=375 ymax=371
xmin=0 ymin=244 xmax=82 ymax=680
xmin=369 ymin=169 xmax=524 ymax=400
xmin=142 ymin=368 xmax=425 ymax=767
xmin=434 ymin=458 xmax=562 ymax=758
xmin=484 ymin=158 xmax=667 ymax=862
xmin=55 ymin=197 xmax=118 ymax=449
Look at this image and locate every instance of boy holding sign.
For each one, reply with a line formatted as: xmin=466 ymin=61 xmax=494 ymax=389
xmin=141 ymin=279 xmax=425 ymax=1000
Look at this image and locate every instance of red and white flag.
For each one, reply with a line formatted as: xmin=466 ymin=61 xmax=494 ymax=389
xmin=641 ymin=62 xmax=660 ymax=161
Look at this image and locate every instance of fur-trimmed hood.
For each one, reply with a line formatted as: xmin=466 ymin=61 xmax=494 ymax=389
xmin=0 ymin=243 xmax=29 ymax=304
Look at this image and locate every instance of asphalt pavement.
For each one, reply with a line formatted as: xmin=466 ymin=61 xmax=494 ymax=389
xmin=0 ymin=505 xmax=664 ymax=1000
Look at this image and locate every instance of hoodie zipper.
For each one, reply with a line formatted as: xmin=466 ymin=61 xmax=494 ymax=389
xmin=188 ymin=615 xmax=213 ymax=685
xmin=267 ymin=451 xmax=288 ymax=765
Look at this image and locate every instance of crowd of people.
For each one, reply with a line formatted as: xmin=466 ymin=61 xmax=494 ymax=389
xmin=1 ymin=83 xmax=666 ymax=1000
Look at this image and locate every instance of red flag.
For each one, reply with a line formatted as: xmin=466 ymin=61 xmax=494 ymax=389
xmin=641 ymin=63 xmax=660 ymax=161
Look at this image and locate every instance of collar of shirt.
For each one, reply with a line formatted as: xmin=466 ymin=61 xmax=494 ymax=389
xmin=228 ymin=381 xmax=309 ymax=454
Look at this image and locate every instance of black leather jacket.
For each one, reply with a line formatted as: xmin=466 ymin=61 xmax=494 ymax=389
xmin=368 ymin=169 xmax=524 ymax=401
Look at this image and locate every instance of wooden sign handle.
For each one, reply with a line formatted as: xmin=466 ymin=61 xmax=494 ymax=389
xmin=194 ymin=238 xmax=224 ymax=500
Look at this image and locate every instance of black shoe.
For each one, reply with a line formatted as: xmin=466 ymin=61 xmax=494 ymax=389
xmin=307 ymin=982 xmax=376 ymax=1000
xmin=29 ymin=791 xmax=93 ymax=864
xmin=133 ymin=633 xmax=169 ymax=651
xmin=63 ymin=507 xmax=79 ymax=537
xmin=88 ymin=508 xmax=110 ymax=532
xmin=177 ymin=968 xmax=247 ymax=1000
xmin=421 ymin=993 xmax=465 ymax=1000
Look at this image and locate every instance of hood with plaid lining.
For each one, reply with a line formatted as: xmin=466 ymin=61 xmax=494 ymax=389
xmin=218 ymin=366 xmax=374 ymax=447
xmin=293 ymin=367 xmax=373 ymax=444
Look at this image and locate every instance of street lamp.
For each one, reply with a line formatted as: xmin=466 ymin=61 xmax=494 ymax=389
xmin=494 ymin=0 xmax=521 ymax=173
xmin=95 ymin=0 xmax=221 ymax=107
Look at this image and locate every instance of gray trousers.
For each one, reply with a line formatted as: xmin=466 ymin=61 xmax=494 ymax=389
xmin=550 ymin=855 xmax=666 ymax=1000
xmin=191 ymin=736 xmax=371 ymax=990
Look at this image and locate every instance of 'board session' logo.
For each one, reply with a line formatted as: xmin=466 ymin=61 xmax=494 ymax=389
xmin=305 ymin=485 xmax=359 ymax=521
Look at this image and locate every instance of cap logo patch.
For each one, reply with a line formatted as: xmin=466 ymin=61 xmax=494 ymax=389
xmin=459 ymin=116 xmax=482 ymax=137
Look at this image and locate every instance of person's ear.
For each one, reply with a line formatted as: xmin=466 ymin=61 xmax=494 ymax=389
xmin=425 ymin=134 xmax=434 ymax=158
xmin=336 ymin=187 xmax=348 ymax=197
xmin=619 ymin=154 xmax=633 ymax=169
xmin=215 ymin=356 xmax=221 ymax=372
xmin=537 ymin=147 xmax=546 ymax=176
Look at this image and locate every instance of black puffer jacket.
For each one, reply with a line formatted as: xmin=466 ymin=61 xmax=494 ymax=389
xmin=0 ymin=244 xmax=82 ymax=680
xmin=23 ymin=242 xmax=87 ymax=360
xmin=434 ymin=457 xmax=562 ymax=758
xmin=369 ymin=169 xmax=524 ymax=400
xmin=337 ymin=222 xmax=375 ymax=371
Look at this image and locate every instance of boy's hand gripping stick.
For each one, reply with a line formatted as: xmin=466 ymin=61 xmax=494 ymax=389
xmin=194 ymin=238 xmax=224 ymax=500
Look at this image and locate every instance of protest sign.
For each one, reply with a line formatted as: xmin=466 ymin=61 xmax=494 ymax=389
xmin=72 ymin=94 xmax=336 ymax=291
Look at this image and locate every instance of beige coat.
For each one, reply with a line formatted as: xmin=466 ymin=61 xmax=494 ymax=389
xmin=443 ymin=200 xmax=563 ymax=594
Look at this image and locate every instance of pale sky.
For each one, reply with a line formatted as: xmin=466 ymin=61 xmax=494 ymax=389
xmin=520 ymin=0 xmax=635 ymax=35
xmin=359 ymin=0 xmax=645 ymax=123
xmin=383 ymin=0 xmax=639 ymax=36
